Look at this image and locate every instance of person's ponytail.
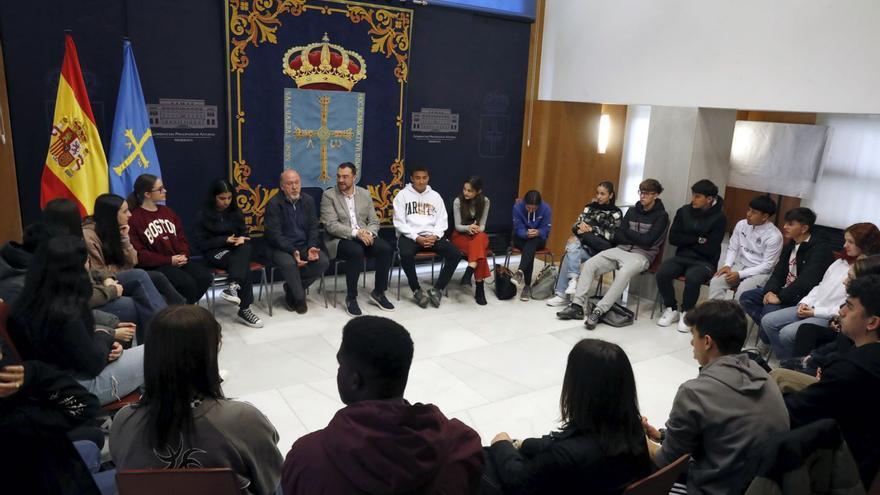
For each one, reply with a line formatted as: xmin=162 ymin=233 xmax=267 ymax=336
xmin=128 ymin=174 xmax=159 ymax=210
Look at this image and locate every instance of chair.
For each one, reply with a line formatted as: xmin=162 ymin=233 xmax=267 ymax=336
xmin=503 ymin=244 xmax=555 ymax=272
xmin=206 ymin=262 xmax=269 ymax=315
xmin=622 ymin=454 xmax=690 ymax=495
xmin=390 ymin=249 xmax=439 ymax=300
xmin=117 ymin=468 xmax=240 ymax=495
xmin=262 ymin=263 xmax=328 ymax=315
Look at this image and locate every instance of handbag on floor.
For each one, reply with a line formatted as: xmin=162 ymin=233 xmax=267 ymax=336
xmin=530 ymin=264 xmax=558 ymax=300
xmin=587 ymin=296 xmax=635 ymax=327
xmin=493 ymin=265 xmax=517 ymax=300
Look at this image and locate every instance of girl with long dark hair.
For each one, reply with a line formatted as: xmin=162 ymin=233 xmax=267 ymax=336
xmin=547 ymin=181 xmax=623 ymax=307
xmin=44 ymin=198 xmax=159 ymax=343
xmin=110 ymin=305 xmax=282 ymax=495
xmin=195 ymin=179 xmax=263 ymax=327
xmin=483 ymin=339 xmax=651 ymax=493
xmin=85 ymin=193 xmax=185 ymax=305
xmin=8 ymin=236 xmax=145 ymax=405
xmin=450 ymin=176 xmax=492 ymax=305
xmin=127 ymin=174 xmax=213 ymax=304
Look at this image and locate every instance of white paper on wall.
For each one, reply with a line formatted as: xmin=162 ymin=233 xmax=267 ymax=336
xmin=728 ymin=121 xmax=828 ymax=199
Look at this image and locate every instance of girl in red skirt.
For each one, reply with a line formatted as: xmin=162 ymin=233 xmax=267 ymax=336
xmin=451 ymin=176 xmax=491 ymax=305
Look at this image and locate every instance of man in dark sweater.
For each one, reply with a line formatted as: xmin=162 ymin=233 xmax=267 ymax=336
xmin=282 ymin=316 xmax=484 ymax=494
xmin=656 ymin=180 xmax=727 ymax=333
xmin=780 ymin=274 xmax=880 ymax=487
xmin=265 ymin=170 xmax=330 ymax=313
xmin=738 ymin=208 xmax=832 ymax=344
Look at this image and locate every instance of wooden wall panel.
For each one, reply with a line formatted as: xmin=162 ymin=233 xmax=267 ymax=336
xmin=724 ymin=110 xmax=817 ymax=231
xmin=0 ymin=40 xmax=22 ymax=244
xmin=517 ymin=0 xmax=626 ymax=257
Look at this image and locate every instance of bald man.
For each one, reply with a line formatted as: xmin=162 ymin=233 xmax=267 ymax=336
xmin=265 ymin=170 xmax=330 ymax=313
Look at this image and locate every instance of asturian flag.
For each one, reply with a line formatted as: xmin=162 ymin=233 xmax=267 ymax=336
xmin=40 ymin=34 xmax=109 ymax=216
xmin=108 ymin=39 xmax=161 ymax=197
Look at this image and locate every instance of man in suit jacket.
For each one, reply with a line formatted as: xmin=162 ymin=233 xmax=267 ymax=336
xmin=265 ymin=169 xmax=330 ymax=314
xmin=320 ymin=163 xmax=395 ymax=316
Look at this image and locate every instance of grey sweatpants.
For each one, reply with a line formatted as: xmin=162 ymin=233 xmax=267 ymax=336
xmin=707 ymin=262 xmax=771 ymax=300
xmin=571 ymin=247 xmax=649 ymax=315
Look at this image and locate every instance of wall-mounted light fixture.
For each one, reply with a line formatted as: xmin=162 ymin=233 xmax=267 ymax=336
xmin=598 ymin=113 xmax=611 ymax=154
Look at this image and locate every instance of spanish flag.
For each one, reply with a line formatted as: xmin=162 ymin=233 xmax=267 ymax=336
xmin=40 ymin=34 xmax=108 ymax=216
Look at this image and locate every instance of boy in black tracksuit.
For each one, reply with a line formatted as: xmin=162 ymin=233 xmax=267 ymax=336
xmin=656 ymin=180 xmax=728 ymax=332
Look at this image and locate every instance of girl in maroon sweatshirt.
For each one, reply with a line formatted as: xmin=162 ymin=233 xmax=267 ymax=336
xmin=127 ymin=174 xmax=212 ymax=304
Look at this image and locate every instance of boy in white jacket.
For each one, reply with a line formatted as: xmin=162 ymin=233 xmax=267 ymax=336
xmin=709 ymin=195 xmax=783 ymax=300
xmin=393 ymin=167 xmax=462 ymax=308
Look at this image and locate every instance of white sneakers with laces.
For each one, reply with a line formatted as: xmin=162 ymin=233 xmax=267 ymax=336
xmin=657 ymin=307 xmax=680 ymax=327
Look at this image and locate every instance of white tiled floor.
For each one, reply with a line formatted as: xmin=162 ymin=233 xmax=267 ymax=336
xmin=215 ymin=262 xmax=702 ymax=454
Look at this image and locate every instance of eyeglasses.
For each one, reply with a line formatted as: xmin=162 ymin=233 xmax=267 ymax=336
xmin=150 ymin=186 xmax=167 ymax=193
xmin=638 ymin=189 xmax=656 ymax=196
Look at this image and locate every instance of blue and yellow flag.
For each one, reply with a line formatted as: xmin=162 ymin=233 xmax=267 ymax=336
xmin=108 ymin=40 xmax=161 ymax=197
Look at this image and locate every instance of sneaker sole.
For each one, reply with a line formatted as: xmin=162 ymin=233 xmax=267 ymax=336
xmin=221 ymin=293 xmax=241 ymax=305
xmin=369 ymin=294 xmax=395 ymax=312
xmin=237 ymin=316 xmax=264 ymax=328
xmin=546 ymin=300 xmax=568 ymax=307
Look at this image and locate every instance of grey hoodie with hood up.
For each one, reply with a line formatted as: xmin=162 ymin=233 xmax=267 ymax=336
xmin=655 ymin=353 xmax=789 ymax=495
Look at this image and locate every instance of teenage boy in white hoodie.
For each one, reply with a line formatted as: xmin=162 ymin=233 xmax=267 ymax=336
xmin=393 ymin=167 xmax=462 ymax=308
xmin=708 ymin=195 xmax=783 ymax=300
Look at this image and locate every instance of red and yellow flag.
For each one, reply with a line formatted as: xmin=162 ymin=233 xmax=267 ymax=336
xmin=40 ymin=34 xmax=108 ymax=216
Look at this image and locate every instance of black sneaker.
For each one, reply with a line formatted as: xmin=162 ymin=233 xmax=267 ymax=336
xmin=283 ymin=283 xmax=296 ymax=311
xmin=369 ymin=290 xmax=395 ymax=311
xmin=237 ymin=307 xmax=264 ymax=328
xmin=556 ymin=304 xmax=584 ymax=320
xmin=427 ymin=287 xmax=443 ymax=308
xmin=345 ymin=298 xmax=362 ymax=317
xmin=474 ymin=282 xmax=487 ymax=306
xmin=585 ymin=309 xmax=602 ymax=330
xmin=221 ymin=283 xmax=241 ymax=305
xmin=413 ymin=289 xmax=430 ymax=308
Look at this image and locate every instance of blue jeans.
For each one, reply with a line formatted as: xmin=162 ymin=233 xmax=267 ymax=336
xmin=75 ymin=345 xmax=144 ymax=405
xmin=761 ymin=306 xmax=830 ymax=360
xmin=115 ymin=269 xmax=167 ymax=340
xmin=74 ymin=440 xmax=117 ymax=495
xmin=738 ymin=287 xmax=789 ymax=344
xmin=555 ymin=240 xmax=591 ymax=296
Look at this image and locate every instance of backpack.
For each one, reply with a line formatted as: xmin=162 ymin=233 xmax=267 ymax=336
xmin=530 ymin=264 xmax=558 ymax=300
xmin=493 ymin=265 xmax=517 ymax=300
xmin=587 ymin=296 xmax=635 ymax=327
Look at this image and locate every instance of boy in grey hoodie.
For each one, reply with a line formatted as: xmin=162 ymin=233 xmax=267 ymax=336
xmin=643 ymin=300 xmax=789 ymax=495
xmin=392 ymin=167 xmax=462 ymax=308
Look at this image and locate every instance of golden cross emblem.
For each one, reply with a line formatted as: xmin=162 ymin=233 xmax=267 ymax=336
xmin=293 ymin=95 xmax=353 ymax=182
xmin=113 ymin=129 xmax=152 ymax=176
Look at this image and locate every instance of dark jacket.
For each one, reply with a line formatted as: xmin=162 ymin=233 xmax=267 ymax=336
xmin=282 ymin=399 xmax=484 ymax=495
xmin=265 ymin=193 xmax=320 ymax=258
xmin=0 ymin=350 xmax=102 ymax=495
xmin=763 ymin=237 xmax=833 ymax=306
xmin=738 ymin=419 xmax=864 ymax=495
xmin=10 ymin=311 xmax=114 ymax=378
xmin=613 ymin=199 xmax=669 ymax=264
xmin=488 ymin=427 xmax=651 ymax=495
xmin=668 ymin=197 xmax=727 ymax=266
xmin=0 ymin=241 xmax=30 ymax=303
xmin=571 ymin=202 xmax=623 ymax=254
xmin=784 ymin=341 xmax=880 ymax=486
xmin=195 ymin=207 xmax=248 ymax=257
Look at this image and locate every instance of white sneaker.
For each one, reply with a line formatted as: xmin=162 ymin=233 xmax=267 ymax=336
xmin=564 ymin=277 xmax=579 ymax=295
xmin=677 ymin=313 xmax=690 ymax=333
xmin=546 ymin=294 xmax=569 ymax=307
xmin=657 ymin=308 xmax=680 ymax=327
